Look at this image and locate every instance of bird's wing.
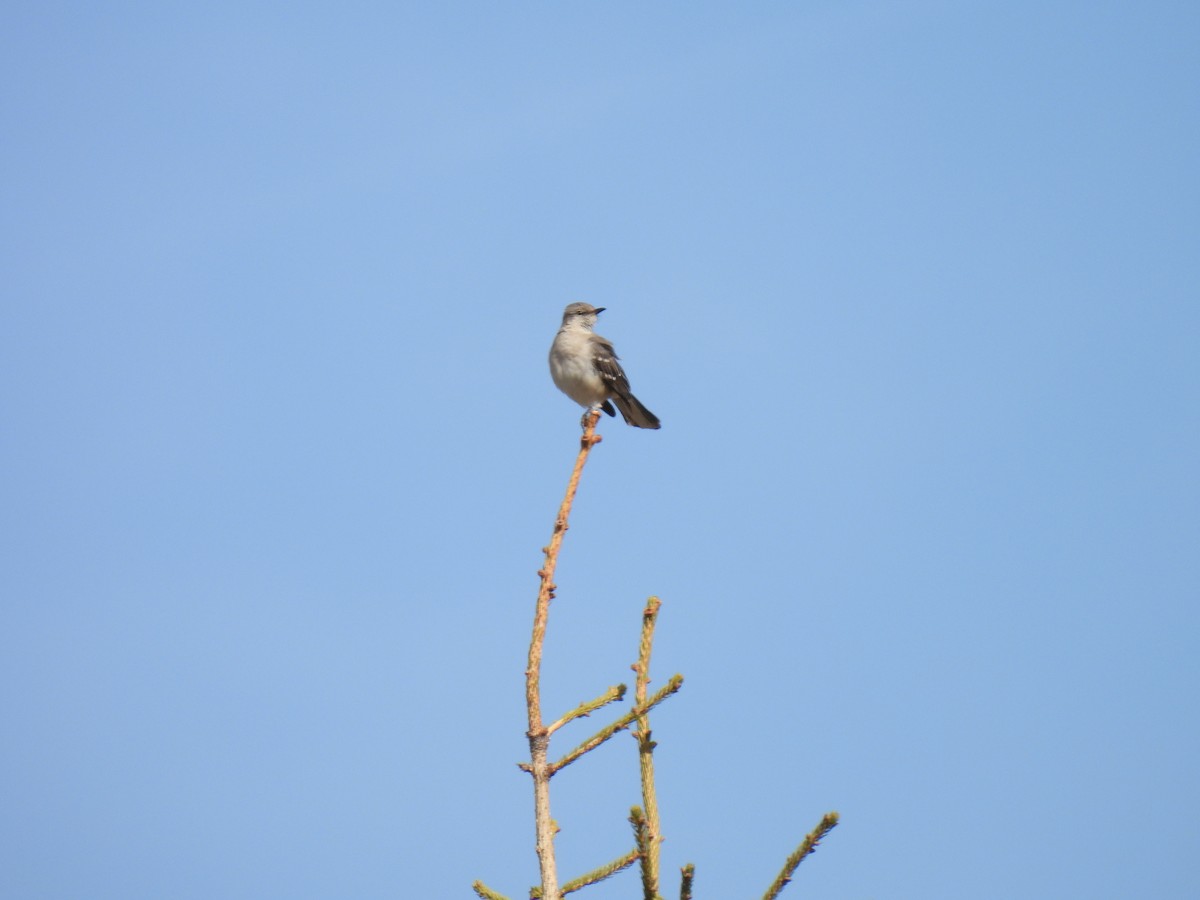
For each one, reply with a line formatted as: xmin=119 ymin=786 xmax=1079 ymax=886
xmin=590 ymin=336 xmax=633 ymax=397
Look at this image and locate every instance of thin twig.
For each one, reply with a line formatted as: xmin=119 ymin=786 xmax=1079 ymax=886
xmin=524 ymin=410 xmax=603 ymax=900
xmin=551 ymin=676 xmax=683 ymax=774
xmin=471 ymin=881 xmax=511 ymax=900
xmin=547 ymin=684 xmax=628 ymax=736
xmin=531 ymin=849 xmax=641 ymax=898
xmin=679 ymin=864 xmax=695 ymax=900
xmin=761 ymin=812 xmax=840 ymax=900
xmin=630 ymin=806 xmax=653 ymax=899
xmin=633 ymin=597 xmax=665 ymax=899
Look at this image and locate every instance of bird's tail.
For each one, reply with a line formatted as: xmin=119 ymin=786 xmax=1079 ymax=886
xmin=612 ymin=392 xmax=661 ymax=429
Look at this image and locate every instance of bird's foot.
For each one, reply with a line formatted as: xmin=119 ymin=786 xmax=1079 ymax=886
xmin=579 ymin=408 xmax=603 ymax=441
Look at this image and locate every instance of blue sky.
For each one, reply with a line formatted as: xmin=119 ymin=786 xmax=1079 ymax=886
xmin=2 ymin=2 xmax=1197 ymax=897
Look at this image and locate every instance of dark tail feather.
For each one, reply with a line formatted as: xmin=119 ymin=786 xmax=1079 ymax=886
xmin=612 ymin=392 xmax=661 ymax=429
xmin=601 ymin=400 xmax=617 ymax=417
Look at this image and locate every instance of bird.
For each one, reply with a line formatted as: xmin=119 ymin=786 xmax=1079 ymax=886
xmin=549 ymin=302 xmax=661 ymax=429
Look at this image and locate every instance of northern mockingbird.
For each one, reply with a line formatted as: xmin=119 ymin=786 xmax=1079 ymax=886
xmin=549 ymin=302 xmax=661 ymax=429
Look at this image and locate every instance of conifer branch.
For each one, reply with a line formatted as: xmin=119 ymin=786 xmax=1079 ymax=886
xmin=475 ymin=403 xmax=840 ymax=899
xmin=629 ymin=806 xmax=654 ymax=899
xmin=550 ymin=676 xmax=683 ymax=774
xmin=547 ymin=684 xmax=628 ymax=736
xmin=629 ymin=806 xmax=663 ymax=900
xmin=633 ymin=597 xmax=665 ymax=899
xmin=471 ymin=881 xmax=510 ymax=900
xmin=523 ymin=410 xmax=603 ymax=900
xmin=679 ymin=864 xmax=695 ymax=900
xmin=531 ymin=848 xmax=641 ymax=898
xmin=761 ymin=812 xmax=840 ymax=900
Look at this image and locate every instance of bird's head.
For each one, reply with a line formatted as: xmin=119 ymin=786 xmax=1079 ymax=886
xmin=561 ymin=302 xmax=605 ymax=329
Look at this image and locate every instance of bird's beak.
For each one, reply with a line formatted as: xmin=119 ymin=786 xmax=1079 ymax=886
xmin=593 ymin=307 xmax=606 ymax=314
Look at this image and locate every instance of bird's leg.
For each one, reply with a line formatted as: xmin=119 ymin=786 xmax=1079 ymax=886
xmin=578 ymin=408 xmax=603 ymax=445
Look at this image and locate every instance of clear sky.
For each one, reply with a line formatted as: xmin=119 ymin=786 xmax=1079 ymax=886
xmin=2 ymin=3 xmax=1197 ymax=898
